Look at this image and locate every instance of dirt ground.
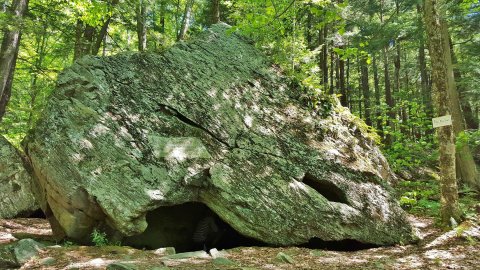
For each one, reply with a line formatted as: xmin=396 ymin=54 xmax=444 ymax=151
xmin=1 ymin=215 xmax=479 ymax=270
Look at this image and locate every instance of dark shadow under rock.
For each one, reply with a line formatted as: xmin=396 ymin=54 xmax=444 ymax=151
xmin=123 ymin=202 xmax=265 ymax=252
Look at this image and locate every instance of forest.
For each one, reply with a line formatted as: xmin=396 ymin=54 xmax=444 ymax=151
xmin=0 ymin=0 xmax=479 ymax=269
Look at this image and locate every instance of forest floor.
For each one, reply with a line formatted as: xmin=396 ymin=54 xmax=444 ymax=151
xmin=1 ymin=214 xmax=479 ymax=270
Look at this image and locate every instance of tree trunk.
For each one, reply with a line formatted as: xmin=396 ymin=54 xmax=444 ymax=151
xmin=329 ymin=50 xmax=334 ymax=94
xmin=372 ymin=54 xmax=383 ymax=135
xmin=361 ymin=57 xmax=372 ymax=126
xmin=209 ymin=0 xmax=220 ymax=25
xmin=417 ymin=4 xmax=432 ymax=118
xmin=339 ymin=51 xmax=347 ymax=107
xmin=318 ymin=26 xmax=328 ymax=92
xmin=73 ymin=0 xmax=118 ymax=61
xmin=383 ymin=46 xmax=395 ymax=145
xmin=137 ymin=0 xmax=148 ymax=51
xmin=439 ymin=22 xmax=480 ymax=191
xmin=424 ymin=0 xmax=461 ymax=225
xmin=448 ymin=38 xmax=478 ymax=129
xmin=160 ymin=0 xmax=166 ymax=34
xmin=73 ymin=20 xmax=84 ymax=61
xmin=0 ymin=0 xmax=28 ymax=121
xmin=177 ymin=0 xmax=194 ymax=41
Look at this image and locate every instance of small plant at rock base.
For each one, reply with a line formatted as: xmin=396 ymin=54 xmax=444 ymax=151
xmin=91 ymin=228 xmax=109 ymax=247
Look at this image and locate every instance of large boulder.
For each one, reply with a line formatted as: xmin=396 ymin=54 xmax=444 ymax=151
xmin=0 ymin=135 xmax=38 ymax=218
xmin=23 ymin=24 xmax=417 ymax=247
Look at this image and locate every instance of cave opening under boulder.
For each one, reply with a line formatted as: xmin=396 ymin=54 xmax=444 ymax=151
xmin=123 ymin=202 xmax=266 ymax=252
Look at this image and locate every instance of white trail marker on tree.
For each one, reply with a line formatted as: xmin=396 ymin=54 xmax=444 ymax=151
xmin=432 ymin=115 xmax=452 ymax=128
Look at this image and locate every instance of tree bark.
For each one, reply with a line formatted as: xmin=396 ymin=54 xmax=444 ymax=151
xmin=448 ymin=38 xmax=478 ymax=129
xmin=137 ymin=0 xmax=148 ymax=51
xmin=0 ymin=0 xmax=28 ymax=121
xmin=318 ymin=26 xmax=328 ymax=92
xmin=209 ymin=0 xmax=220 ymax=25
xmin=177 ymin=0 xmax=194 ymax=41
xmin=383 ymin=46 xmax=395 ymax=145
xmin=424 ymin=0 xmax=461 ymax=225
xmin=417 ymin=4 xmax=432 ymax=118
xmin=372 ymin=54 xmax=383 ymax=135
xmin=329 ymin=50 xmax=334 ymax=94
xmin=439 ymin=22 xmax=480 ymax=191
xmin=339 ymin=50 xmax=347 ymax=107
xmin=361 ymin=57 xmax=372 ymax=126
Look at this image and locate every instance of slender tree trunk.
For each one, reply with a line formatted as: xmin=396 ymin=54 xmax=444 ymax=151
xmin=28 ymin=21 xmax=48 ymax=127
xmin=448 ymin=38 xmax=478 ymax=129
xmin=73 ymin=0 xmax=118 ymax=60
xmin=329 ymin=50 xmax=334 ymax=94
xmin=361 ymin=57 xmax=372 ymax=126
xmin=158 ymin=0 xmax=166 ymax=34
xmin=372 ymin=54 xmax=383 ymax=135
xmin=380 ymin=1 xmax=394 ymax=144
xmin=417 ymin=4 xmax=432 ymax=118
xmin=0 ymin=0 xmax=28 ymax=121
xmin=209 ymin=0 xmax=220 ymax=25
xmin=306 ymin=4 xmax=313 ymax=49
xmin=73 ymin=20 xmax=84 ymax=61
xmin=92 ymin=17 xmax=112 ymax=55
xmin=137 ymin=0 xmax=148 ymax=51
xmin=339 ymin=51 xmax=347 ymax=107
xmin=318 ymin=24 xmax=328 ymax=91
xmin=424 ymin=0 xmax=461 ymax=225
xmin=177 ymin=0 xmax=194 ymax=41
xmin=383 ymin=46 xmax=395 ymax=144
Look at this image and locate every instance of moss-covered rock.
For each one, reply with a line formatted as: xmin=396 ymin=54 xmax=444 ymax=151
xmin=23 ymin=24 xmax=417 ymax=247
xmin=0 ymin=135 xmax=38 ymax=218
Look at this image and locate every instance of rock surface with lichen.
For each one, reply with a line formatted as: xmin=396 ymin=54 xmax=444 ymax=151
xmin=0 ymin=135 xmax=38 ymax=218
xmin=23 ymin=23 xmax=417 ymax=247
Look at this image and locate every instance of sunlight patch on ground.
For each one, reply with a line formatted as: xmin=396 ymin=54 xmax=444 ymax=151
xmin=424 ymin=249 xmax=459 ymax=260
xmin=395 ymin=254 xmax=425 ymax=269
xmin=0 ymin=232 xmax=16 ymax=244
xmin=65 ymin=258 xmax=118 ymax=269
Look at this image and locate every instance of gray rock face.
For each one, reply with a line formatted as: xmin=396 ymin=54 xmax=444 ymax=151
xmin=0 ymin=135 xmax=38 ymax=218
xmin=23 ymin=24 xmax=417 ymax=247
xmin=13 ymin=238 xmax=45 ymax=264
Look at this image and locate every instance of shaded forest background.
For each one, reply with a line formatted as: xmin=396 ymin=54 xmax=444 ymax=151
xmin=0 ymin=0 xmax=479 ymax=211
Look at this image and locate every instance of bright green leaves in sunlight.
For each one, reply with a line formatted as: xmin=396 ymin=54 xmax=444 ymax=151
xmin=68 ymin=0 xmax=116 ymax=26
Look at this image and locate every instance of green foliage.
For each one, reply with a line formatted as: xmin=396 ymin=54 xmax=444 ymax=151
xmin=61 ymin=240 xmax=76 ymax=247
xmin=456 ymin=129 xmax=480 ymax=149
xmin=384 ymin=139 xmax=437 ymax=172
xmin=398 ymin=180 xmax=441 ymax=217
xmin=91 ymin=228 xmax=109 ymax=247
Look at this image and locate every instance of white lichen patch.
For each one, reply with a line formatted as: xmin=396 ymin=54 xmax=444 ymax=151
xmin=89 ymin=123 xmax=110 ymax=137
xmin=244 ymin=115 xmax=253 ymax=128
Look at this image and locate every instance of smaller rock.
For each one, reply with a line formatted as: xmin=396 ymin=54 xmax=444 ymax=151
xmin=275 ymin=252 xmax=294 ymax=264
xmin=213 ymin=257 xmax=236 ymax=266
xmin=40 ymin=257 xmax=56 ymax=266
xmin=0 ymin=245 xmax=19 ymax=268
xmin=153 ymin=247 xmax=176 ymax=256
xmin=13 ymin=238 xmax=45 ymax=264
xmin=209 ymin=248 xmax=228 ymax=259
xmin=162 ymin=250 xmax=210 ymax=260
xmin=106 ymin=262 xmax=138 ymax=270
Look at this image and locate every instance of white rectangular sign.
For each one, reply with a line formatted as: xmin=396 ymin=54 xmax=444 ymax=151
xmin=432 ymin=115 xmax=452 ymax=128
